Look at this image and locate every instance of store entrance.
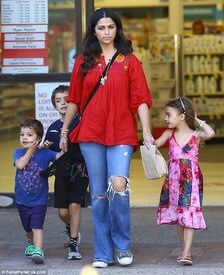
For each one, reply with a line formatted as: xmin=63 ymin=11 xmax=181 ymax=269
xmin=1 ymin=135 xmax=223 ymax=207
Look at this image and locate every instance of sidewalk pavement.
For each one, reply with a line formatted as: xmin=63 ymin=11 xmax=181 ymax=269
xmin=0 ymin=206 xmax=224 ymax=275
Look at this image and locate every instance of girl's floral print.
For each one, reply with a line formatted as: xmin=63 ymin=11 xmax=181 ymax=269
xmin=157 ymin=131 xmax=206 ymax=230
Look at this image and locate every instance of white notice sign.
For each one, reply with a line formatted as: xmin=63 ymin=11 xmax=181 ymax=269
xmin=35 ymin=83 xmax=70 ymax=136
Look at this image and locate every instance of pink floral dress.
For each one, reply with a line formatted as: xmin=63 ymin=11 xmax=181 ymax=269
xmin=157 ymin=130 xmax=206 ymax=229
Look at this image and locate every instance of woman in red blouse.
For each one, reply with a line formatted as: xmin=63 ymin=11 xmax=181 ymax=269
xmin=60 ymin=8 xmax=153 ymax=268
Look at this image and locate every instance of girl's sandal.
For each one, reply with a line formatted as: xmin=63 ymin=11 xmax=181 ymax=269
xmin=176 ymin=252 xmax=183 ymax=263
xmin=179 ymin=255 xmax=193 ymax=265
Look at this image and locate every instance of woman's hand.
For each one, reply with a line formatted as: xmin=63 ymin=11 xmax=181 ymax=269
xmin=143 ymin=133 xmax=154 ymax=149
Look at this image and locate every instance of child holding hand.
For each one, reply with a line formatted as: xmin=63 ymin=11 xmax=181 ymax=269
xmin=154 ymin=97 xmax=215 ymax=265
xmin=43 ymin=85 xmax=88 ymax=260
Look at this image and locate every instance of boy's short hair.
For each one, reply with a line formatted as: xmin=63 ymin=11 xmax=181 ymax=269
xmin=20 ymin=119 xmax=44 ymax=140
xmin=51 ymin=85 xmax=69 ymax=107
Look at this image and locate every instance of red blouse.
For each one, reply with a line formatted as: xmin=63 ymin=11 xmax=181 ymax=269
xmin=67 ymin=53 xmax=152 ymax=149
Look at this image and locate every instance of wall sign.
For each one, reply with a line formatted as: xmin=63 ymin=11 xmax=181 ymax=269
xmin=1 ymin=0 xmax=48 ymax=74
xmin=184 ymin=6 xmax=216 ymax=19
xmin=35 ymin=82 xmax=69 ymax=137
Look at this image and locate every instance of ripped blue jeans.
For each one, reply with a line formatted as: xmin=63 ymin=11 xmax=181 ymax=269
xmin=80 ymin=142 xmax=133 ymax=263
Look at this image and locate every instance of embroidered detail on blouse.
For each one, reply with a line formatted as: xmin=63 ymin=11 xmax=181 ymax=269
xmin=116 ymin=54 xmax=125 ymax=62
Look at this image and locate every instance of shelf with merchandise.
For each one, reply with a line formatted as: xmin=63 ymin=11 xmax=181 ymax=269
xmin=183 ymin=55 xmax=224 ymax=76
xmin=148 ymin=35 xmax=176 ymax=139
xmin=0 ymin=83 xmax=35 ymax=132
xmin=188 ymin=95 xmax=224 ymax=137
xmin=183 ymin=35 xmax=224 ymax=54
xmin=183 ymin=0 xmax=224 ymax=35
xmin=183 ymin=34 xmax=224 ymax=138
xmin=188 ymin=96 xmax=224 ymax=115
xmin=184 ymin=72 xmax=224 ymax=76
xmin=183 ymin=1 xmax=223 ymax=7
xmin=185 ymin=92 xmax=224 ymax=96
xmin=196 ymin=112 xmax=224 ymax=116
xmin=184 ymin=52 xmax=224 ymax=55
xmin=149 ymin=60 xmax=175 ymax=65
xmin=184 ymin=75 xmax=224 ymax=95
xmin=149 ymin=35 xmax=175 ymax=63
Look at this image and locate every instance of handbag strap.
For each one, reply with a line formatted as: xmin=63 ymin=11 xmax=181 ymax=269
xmin=81 ymin=51 xmax=119 ymax=115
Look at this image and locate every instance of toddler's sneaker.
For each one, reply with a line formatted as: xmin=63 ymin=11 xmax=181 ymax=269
xmin=24 ymin=243 xmax=35 ymax=259
xmin=31 ymin=248 xmax=44 ymax=264
xmin=117 ymin=251 xmax=133 ymax=266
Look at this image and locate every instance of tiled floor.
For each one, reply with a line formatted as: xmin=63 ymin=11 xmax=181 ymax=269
xmin=1 ymin=138 xmax=224 ymax=206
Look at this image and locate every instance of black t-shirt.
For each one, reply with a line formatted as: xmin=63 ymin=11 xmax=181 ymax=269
xmin=44 ymin=116 xmax=84 ymax=162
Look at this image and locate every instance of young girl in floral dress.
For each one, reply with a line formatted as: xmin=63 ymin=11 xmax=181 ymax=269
xmin=154 ymin=97 xmax=215 ymax=265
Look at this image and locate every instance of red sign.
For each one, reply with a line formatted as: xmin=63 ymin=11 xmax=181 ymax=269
xmin=1 ymin=0 xmax=48 ymax=74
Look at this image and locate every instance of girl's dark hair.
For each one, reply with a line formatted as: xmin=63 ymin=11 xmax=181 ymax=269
xmin=166 ymin=97 xmax=195 ymax=130
xmin=51 ymin=85 xmax=69 ymax=107
xmin=81 ymin=8 xmax=133 ymax=76
xmin=20 ymin=119 xmax=44 ymax=140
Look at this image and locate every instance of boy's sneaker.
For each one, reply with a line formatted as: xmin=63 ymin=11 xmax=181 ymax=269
xmin=31 ymin=248 xmax=44 ymax=264
xmin=67 ymin=239 xmax=82 ymax=260
xmin=117 ymin=251 xmax=133 ymax=266
xmin=24 ymin=243 xmax=35 ymax=259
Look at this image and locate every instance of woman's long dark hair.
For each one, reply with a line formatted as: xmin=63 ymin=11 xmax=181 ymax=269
xmin=81 ymin=8 xmax=133 ymax=76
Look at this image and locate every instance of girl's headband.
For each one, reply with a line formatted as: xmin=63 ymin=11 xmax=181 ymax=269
xmin=179 ymin=98 xmax=186 ymax=114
